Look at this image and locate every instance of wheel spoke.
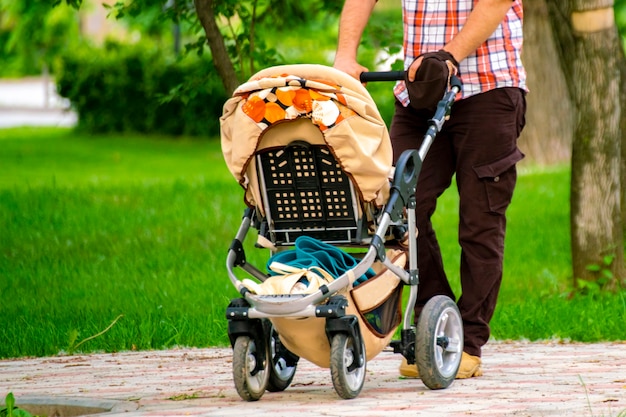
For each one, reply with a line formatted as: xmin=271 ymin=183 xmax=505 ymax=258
xmin=247 ymin=352 xmax=258 ymax=374
xmin=344 ymin=348 xmax=354 ymax=368
xmin=435 ymin=352 xmax=444 ymax=369
xmin=439 ymin=312 xmax=449 ymax=329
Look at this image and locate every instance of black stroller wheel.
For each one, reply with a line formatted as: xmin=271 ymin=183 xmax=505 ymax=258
xmin=266 ymin=322 xmax=299 ymax=392
xmin=330 ymin=332 xmax=366 ymax=399
xmin=416 ymin=295 xmax=463 ymax=390
xmin=232 ymin=335 xmax=270 ymax=401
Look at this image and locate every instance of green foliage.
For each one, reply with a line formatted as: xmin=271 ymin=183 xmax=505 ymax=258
xmin=362 ymin=5 xmax=404 ymax=70
xmin=256 ymin=2 xmax=403 ymax=126
xmin=577 ymin=254 xmax=619 ymax=295
xmin=360 ymin=4 xmax=404 ymax=125
xmin=0 ymin=393 xmax=34 ymax=417
xmin=102 ymin=0 xmax=344 ymax=82
xmin=616 ymin=0 xmax=626 ymax=38
xmin=11 ymin=0 xmax=402 ymax=134
xmin=103 ymin=0 xmax=196 ymax=56
xmin=55 ymin=41 xmax=227 ymax=136
xmin=52 ymin=0 xmax=82 ymax=7
xmin=209 ymin=0 xmax=343 ymax=79
xmin=0 ymin=0 xmax=82 ymax=76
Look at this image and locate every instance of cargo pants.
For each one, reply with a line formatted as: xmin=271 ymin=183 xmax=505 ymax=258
xmin=389 ymin=87 xmax=527 ymax=357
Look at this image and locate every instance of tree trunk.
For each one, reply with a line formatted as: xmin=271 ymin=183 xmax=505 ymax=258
xmin=193 ymin=0 xmax=240 ymax=94
xmin=546 ymin=0 xmax=624 ymax=289
xmin=616 ymin=24 xmax=626 ymax=288
xmin=520 ymin=0 xmax=573 ymax=166
xmin=619 ymin=34 xmax=626 ymax=251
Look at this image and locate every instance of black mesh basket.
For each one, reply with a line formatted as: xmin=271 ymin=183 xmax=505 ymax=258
xmin=257 ymin=142 xmax=361 ymax=245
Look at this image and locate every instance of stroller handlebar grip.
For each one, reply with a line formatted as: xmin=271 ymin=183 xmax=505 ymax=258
xmin=359 ymin=72 xmax=463 ymax=89
xmin=359 ymin=71 xmax=405 ymax=82
xmin=450 ymin=74 xmax=462 ymax=91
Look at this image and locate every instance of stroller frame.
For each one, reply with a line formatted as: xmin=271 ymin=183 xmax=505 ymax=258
xmin=224 ymin=67 xmax=464 ymax=401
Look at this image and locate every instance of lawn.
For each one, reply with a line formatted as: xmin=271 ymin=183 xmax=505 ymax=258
xmin=1 ymin=127 xmax=624 ymax=359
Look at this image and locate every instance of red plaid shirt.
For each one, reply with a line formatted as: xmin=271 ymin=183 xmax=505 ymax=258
xmin=394 ymin=0 xmax=527 ymax=105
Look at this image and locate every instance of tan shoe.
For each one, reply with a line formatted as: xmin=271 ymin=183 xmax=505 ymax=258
xmin=455 ymin=352 xmax=483 ymax=379
xmin=399 ymin=356 xmax=419 ymax=378
xmin=398 ymin=352 xmax=483 ymax=379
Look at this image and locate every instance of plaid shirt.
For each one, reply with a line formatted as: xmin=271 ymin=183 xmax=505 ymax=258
xmin=394 ymin=0 xmax=527 ymax=105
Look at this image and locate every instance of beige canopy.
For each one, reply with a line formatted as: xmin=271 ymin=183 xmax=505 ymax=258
xmin=220 ymin=64 xmax=393 ymax=213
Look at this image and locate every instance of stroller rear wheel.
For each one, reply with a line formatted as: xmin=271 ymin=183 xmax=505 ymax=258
xmin=416 ymin=295 xmax=463 ymax=390
xmin=329 ymin=332 xmax=366 ymax=399
xmin=266 ymin=322 xmax=299 ymax=392
xmin=232 ymin=335 xmax=270 ymax=401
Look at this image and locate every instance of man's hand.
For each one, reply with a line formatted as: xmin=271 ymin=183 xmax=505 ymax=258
xmin=407 ymin=50 xmax=459 ymax=82
xmin=333 ymin=57 xmax=370 ymax=82
xmin=405 ymin=50 xmax=459 ymax=113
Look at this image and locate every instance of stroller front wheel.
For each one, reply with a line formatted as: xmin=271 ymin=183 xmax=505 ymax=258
xmin=330 ymin=332 xmax=366 ymax=399
xmin=266 ymin=322 xmax=299 ymax=392
xmin=416 ymin=295 xmax=463 ymax=390
xmin=232 ymin=335 xmax=270 ymax=401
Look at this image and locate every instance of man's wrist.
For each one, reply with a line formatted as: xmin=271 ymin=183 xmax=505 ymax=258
xmin=438 ymin=49 xmax=459 ymax=67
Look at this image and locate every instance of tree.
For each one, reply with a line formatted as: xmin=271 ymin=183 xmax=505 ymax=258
xmin=95 ymin=0 xmax=342 ymax=94
xmin=520 ymin=0 xmax=574 ymax=165
xmin=545 ymin=0 xmax=625 ymax=290
xmin=193 ymin=0 xmax=238 ymax=94
xmin=614 ymin=0 xmax=626 ymax=244
xmin=194 ymin=0 xmax=343 ymax=93
xmin=1 ymin=0 xmax=82 ymax=76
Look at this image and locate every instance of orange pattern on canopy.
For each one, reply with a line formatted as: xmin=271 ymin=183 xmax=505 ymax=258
xmin=239 ymin=75 xmax=355 ymax=132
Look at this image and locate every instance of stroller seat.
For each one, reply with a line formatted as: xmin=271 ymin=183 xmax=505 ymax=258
xmin=257 ymin=139 xmax=361 ymax=245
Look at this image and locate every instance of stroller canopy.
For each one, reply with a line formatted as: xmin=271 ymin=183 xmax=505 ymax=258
xmin=220 ymin=64 xmax=393 ymax=209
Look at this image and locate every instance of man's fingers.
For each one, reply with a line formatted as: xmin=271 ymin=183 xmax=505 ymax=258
xmin=334 ymin=60 xmax=369 ymax=82
xmin=407 ymin=56 xmax=424 ymax=82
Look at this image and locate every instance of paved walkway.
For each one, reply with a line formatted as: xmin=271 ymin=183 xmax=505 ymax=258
xmin=1 ymin=341 xmax=625 ymax=416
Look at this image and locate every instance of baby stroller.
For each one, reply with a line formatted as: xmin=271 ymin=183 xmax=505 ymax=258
xmin=221 ymin=64 xmax=463 ymax=401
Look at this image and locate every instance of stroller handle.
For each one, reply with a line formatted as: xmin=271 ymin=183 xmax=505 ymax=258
xmin=360 ymin=71 xmax=463 ymax=90
xmin=359 ymin=71 xmax=405 ymax=82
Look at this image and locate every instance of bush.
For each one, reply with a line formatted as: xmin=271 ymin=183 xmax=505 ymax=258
xmin=55 ymin=41 xmax=227 ymax=137
xmin=0 ymin=2 xmax=82 ymax=77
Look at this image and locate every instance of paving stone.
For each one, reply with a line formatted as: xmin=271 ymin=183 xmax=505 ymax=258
xmin=1 ymin=341 xmax=625 ymax=416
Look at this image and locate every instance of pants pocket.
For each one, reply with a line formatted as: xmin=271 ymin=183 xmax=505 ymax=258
xmin=472 ymin=148 xmax=525 ymax=214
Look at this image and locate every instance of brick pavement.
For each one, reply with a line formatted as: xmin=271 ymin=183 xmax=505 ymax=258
xmin=1 ymin=341 xmax=625 ymax=417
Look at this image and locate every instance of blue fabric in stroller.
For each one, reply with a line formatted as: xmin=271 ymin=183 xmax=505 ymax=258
xmin=267 ymin=236 xmax=374 ymax=285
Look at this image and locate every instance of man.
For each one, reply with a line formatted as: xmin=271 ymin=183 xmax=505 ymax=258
xmin=334 ymin=0 xmax=527 ymax=378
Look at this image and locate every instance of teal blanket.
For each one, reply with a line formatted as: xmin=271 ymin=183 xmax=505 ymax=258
xmin=267 ymin=236 xmax=374 ymax=286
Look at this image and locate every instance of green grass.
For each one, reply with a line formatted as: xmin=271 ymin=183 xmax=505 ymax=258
xmin=0 ymin=128 xmax=245 ymax=357
xmin=1 ymin=127 xmax=624 ymax=359
xmin=0 ymin=127 xmax=233 ymax=188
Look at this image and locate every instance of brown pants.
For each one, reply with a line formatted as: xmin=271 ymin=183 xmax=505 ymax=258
xmin=390 ymin=88 xmax=527 ymax=357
